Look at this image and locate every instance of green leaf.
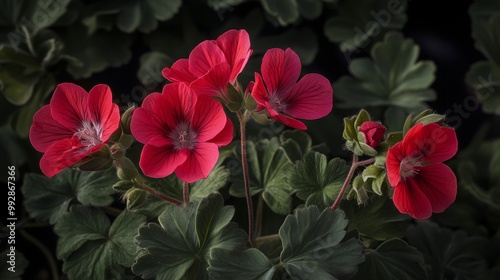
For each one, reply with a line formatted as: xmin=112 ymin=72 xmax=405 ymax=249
xmin=208 ymin=248 xmax=275 ymax=279
xmin=133 ymin=193 xmax=247 ymax=279
xmin=288 ymin=152 xmax=350 ymax=209
xmin=465 ymin=61 xmax=500 ymax=115
xmin=0 ymin=0 xmax=70 ymax=31
xmin=0 ymin=64 xmax=39 ymax=106
xmin=280 ymin=207 xmax=365 ymax=279
xmin=260 ymin=0 xmax=299 ymax=26
xmin=208 ymin=0 xmax=248 ymax=11
xmin=0 ymin=250 xmax=28 ymax=279
xmin=22 ymin=169 xmax=117 ymax=224
xmin=324 ymin=0 xmax=408 ymax=52
xmin=230 ymin=138 xmax=294 ymax=215
xmin=342 ymin=195 xmax=410 ymax=242
xmin=471 ymin=14 xmax=500 ymax=65
xmin=279 ymin=130 xmax=313 ymax=162
xmin=137 ymin=51 xmax=173 ymax=87
xmin=296 ymin=0 xmax=323 ymax=20
xmin=63 ymin=26 xmax=133 ymax=79
xmin=334 ymin=31 xmax=436 ymax=112
xmin=354 ymin=239 xmax=427 ymax=280
xmin=406 ymin=220 xmax=497 ymax=280
xmin=55 ymin=207 xmax=146 ymax=280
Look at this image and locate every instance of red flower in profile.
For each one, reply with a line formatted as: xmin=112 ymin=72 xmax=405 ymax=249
xmin=162 ymin=29 xmax=252 ymax=100
xmin=359 ymin=121 xmax=386 ymax=148
xmin=131 ymin=83 xmax=233 ymax=183
xmin=29 ymin=83 xmax=120 ymax=177
xmin=386 ymin=123 xmax=458 ymax=220
xmin=251 ymin=48 xmax=333 ymax=130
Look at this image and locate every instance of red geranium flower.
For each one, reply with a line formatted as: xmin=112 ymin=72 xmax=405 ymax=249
xmin=359 ymin=121 xmax=386 ymax=148
xmin=29 ymin=83 xmax=120 ymax=177
xmin=162 ymin=29 xmax=252 ymax=100
xmin=386 ymin=123 xmax=458 ymax=220
xmin=131 ymin=83 xmax=233 ymax=183
xmin=251 ymin=48 xmax=333 ymax=130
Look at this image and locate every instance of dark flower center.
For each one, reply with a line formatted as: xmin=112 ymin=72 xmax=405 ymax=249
xmin=400 ymin=157 xmax=420 ymax=180
xmin=171 ymin=123 xmax=196 ymax=150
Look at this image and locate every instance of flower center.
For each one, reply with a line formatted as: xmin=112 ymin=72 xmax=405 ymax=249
xmin=399 ymin=157 xmax=420 ymax=180
xmin=269 ymin=93 xmax=287 ymax=112
xmin=74 ymin=121 xmax=102 ymax=148
xmin=170 ymin=123 xmax=196 ymax=150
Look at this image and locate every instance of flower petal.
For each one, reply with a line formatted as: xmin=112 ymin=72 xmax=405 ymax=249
xmin=190 ymin=62 xmax=231 ymax=98
xmin=283 ymin=73 xmax=333 ymax=120
xmin=216 ymin=29 xmax=252 ymax=83
xmin=139 ymin=144 xmax=188 ymax=178
xmin=415 ymin=163 xmax=457 ymax=213
xmin=162 ymin=83 xmax=196 ymax=126
xmin=392 ymin=179 xmax=433 ymax=220
xmin=175 ymin=142 xmax=219 ymax=183
xmin=402 ymin=123 xmax=458 ymax=163
xmin=267 ymin=102 xmax=307 ymax=130
xmin=162 ymin=58 xmax=198 ymax=83
xmin=207 ymin=117 xmax=234 ymax=146
xmin=131 ymin=106 xmax=170 ymax=146
xmin=40 ymin=138 xmax=101 ymax=177
xmin=386 ymin=141 xmax=403 ymax=187
xmin=250 ymin=73 xmax=269 ymax=112
xmin=261 ymin=48 xmax=301 ymax=95
xmin=189 ymin=40 xmax=227 ymax=78
xmin=29 ymin=105 xmax=74 ymax=152
xmin=87 ymin=84 xmax=120 ymax=141
xmin=191 ymin=95 xmax=227 ymax=142
xmin=50 ymin=83 xmax=88 ymax=130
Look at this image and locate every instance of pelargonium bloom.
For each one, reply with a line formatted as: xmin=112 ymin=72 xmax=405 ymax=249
xmin=131 ymin=83 xmax=233 ymax=183
xmin=359 ymin=121 xmax=386 ymax=148
xmin=251 ymin=48 xmax=333 ymax=130
xmin=386 ymin=123 xmax=458 ymax=220
xmin=29 ymin=83 xmax=120 ymax=177
xmin=162 ymin=29 xmax=252 ymax=100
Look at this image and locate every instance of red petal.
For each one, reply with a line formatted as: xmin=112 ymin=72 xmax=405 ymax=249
xmin=392 ymin=179 xmax=433 ymax=220
xmin=40 ymin=139 xmax=101 ymax=177
xmin=50 ymin=83 xmax=88 ymax=130
xmin=191 ymin=95 xmax=227 ymax=142
xmin=386 ymin=142 xmax=404 ymax=187
xmin=29 ymin=105 xmax=74 ymax=152
xmin=283 ymin=73 xmax=333 ymax=120
xmin=131 ymin=106 xmax=170 ymax=146
xmin=162 ymin=59 xmax=198 ymax=83
xmin=139 ymin=144 xmax=188 ymax=178
xmin=261 ymin=48 xmax=301 ymax=95
xmin=87 ymin=84 xmax=120 ymax=141
xmin=414 ymin=163 xmax=457 ymax=213
xmin=267 ymin=102 xmax=307 ymax=130
xmin=208 ymin=117 xmax=234 ymax=146
xmin=175 ymin=143 xmax=219 ymax=183
xmin=250 ymin=73 xmax=269 ymax=112
xmin=402 ymin=123 xmax=458 ymax=163
xmin=189 ymin=40 xmax=227 ymax=78
xmin=216 ymin=29 xmax=252 ymax=83
xmin=190 ymin=62 xmax=231 ymax=98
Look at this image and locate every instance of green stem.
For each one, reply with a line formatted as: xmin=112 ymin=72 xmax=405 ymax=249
xmin=238 ymin=111 xmax=254 ymax=246
xmin=183 ymin=181 xmax=190 ymax=205
xmin=255 ymin=194 xmax=264 ymax=238
xmin=20 ymin=230 xmax=60 ymax=280
xmin=254 ymin=233 xmax=281 ymax=247
xmin=136 ymin=181 xmax=182 ymax=206
xmin=330 ymin=155 xmax=375 ymax=211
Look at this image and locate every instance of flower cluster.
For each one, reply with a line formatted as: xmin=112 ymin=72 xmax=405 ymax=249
xmin=29 ymin=29 xmax=458 ymax=222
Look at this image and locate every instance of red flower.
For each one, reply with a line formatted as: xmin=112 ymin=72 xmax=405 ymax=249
xmin=386 ymin=123 xmax=458 ymax=220
xmin=29 ymin=83 xmax=120 ymax=177
xmin=162 ymin=29 xmax=252 ymax=100
xmin=131 ymin=83 xmax=233 ymax=183
xmin=359 ymin=121 xmax=386 ymax=148
xmin=250 ymin=48 xmax=333 ymax=130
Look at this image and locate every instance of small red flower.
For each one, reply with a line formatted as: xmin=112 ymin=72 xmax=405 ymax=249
xmin=29 ymin=83 xmax=120 ymax=177
xmin=386 ymin=123 xmax=458 ymax=220
xmin=162 ymin=29 xmax=252 ymax=100
xmin=251 ymin=48 xmax=333 ymax=130
xmin=359 ymin=121 xmax=386 ymax=148
xmin=131 ymin=83 xmax=233 ymax=183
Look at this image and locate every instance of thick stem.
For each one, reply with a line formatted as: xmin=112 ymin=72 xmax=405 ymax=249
xmin=255 ymin=194 xmax=264 ymax=238
xmin=136 ymin=181 xmax=182 ymax=206
xmin=330 ymin=156 xmax=376 ymax=211
xmin=183 ymin=181 xmax=190 ymax=205
xmin=238 ymin=111 xmax=254 ymax=246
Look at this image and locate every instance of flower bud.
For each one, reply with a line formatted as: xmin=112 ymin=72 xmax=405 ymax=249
xmin=121 ymin=105 xmax=136 ymax=135
xmin=359 ymin=121 xmax=386 ymax=149
xmin=74 ymin=145 xmax=114 ymax=171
